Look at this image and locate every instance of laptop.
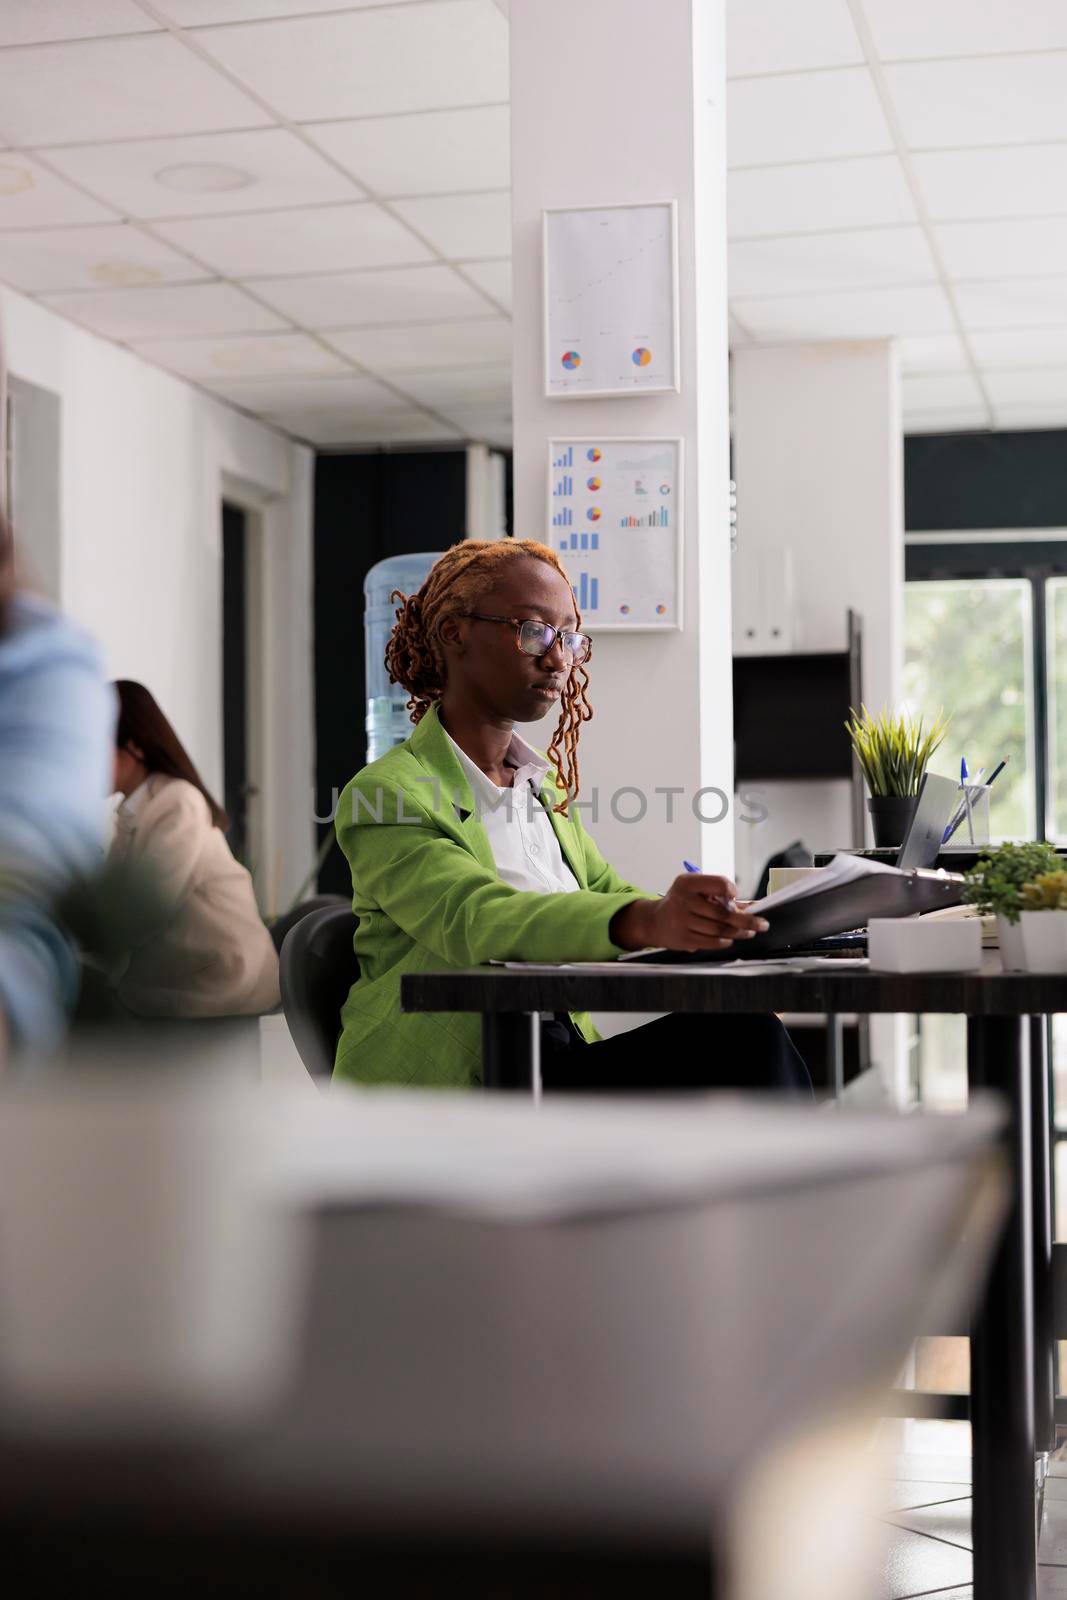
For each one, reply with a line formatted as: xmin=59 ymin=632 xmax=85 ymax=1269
xmin=895 ymin=771 xmax=960 ymax=871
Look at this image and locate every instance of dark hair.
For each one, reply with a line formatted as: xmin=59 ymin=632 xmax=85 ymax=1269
xmin=0 ymin=511 xmax=13 ymax=639
xmin=114 ymin=679 xmax=229 ymax=830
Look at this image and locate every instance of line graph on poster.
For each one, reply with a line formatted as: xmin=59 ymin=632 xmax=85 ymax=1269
xmin=543 ymin=201 xmax=679 ymax=399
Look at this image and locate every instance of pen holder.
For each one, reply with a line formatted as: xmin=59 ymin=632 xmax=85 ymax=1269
xmin=946 ymin=782 xmax=991 ymax=848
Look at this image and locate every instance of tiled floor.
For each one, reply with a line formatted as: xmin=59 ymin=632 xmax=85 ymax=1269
xmin=872 ymin=1422 xmax=1067 ymax=1599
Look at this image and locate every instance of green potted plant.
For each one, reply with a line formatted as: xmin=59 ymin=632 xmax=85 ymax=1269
xmin=845 ymin=705 xmax=950 ymax=848
xmin=1019 ymin=870 xmax=1067 ymax=973
xmin=962 ymin=841 xmax=1062 ymax=971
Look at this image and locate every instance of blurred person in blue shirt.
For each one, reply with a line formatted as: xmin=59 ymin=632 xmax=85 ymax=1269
xmin=0 ymin=514 xmax=113 ymax=1065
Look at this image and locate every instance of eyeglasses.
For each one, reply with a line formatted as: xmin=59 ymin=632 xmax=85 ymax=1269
xmin=467 ymin=613 xmax=592 ymax=664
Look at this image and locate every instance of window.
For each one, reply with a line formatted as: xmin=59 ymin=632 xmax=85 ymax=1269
xmin=904 ymin=577 xmax=1034 ymax=840
xmin=905 ymin=536 xmax=1067 ymax=844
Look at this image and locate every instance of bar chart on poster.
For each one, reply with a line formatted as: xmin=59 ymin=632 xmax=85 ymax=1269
xmin=547 ymin=439 xmax=682 ymax=630
xmin=543 ymin=202 xmax=679 ymax=398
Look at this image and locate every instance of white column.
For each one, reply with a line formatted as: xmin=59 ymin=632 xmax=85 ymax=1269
xmin=731 ymin=340 xmax=907 ymax=1104
xmin=510 ymin=0 xmax=732 ymax=892
xmin=730 ymin=340 xmax=903 ymax=888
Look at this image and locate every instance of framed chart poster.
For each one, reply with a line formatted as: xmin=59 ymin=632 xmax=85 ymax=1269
xmin=543 ymin=201 xmax=679 ymax=399
xmin=546 ymin=437 xmax=682 ymax=631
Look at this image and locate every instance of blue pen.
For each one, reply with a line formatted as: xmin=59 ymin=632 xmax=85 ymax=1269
xmin=683 ymin=859 xmax=740 ymax=915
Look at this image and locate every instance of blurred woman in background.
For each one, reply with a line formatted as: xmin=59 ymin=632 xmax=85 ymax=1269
xmin=108 ymin=680 xmax=279 ymax=1019
xmin=0 ymin=513 xmax=113 ymax=1065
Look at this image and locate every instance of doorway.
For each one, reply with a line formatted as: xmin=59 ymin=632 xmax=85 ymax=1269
xmin=222 ymin=500 xmax=261 ymax=881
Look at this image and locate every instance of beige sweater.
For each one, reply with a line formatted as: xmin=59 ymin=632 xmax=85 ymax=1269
xmin=109 ymin=775 xmax=279 ymax=1019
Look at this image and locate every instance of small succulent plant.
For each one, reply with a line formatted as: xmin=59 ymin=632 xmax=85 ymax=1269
xmin=962 ymin=842 xmax=1063 ymax=923
xmin=1020 ymin=872 xmax=1067 ymax=913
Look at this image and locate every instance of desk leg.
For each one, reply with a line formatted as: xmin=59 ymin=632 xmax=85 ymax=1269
xmin=481 ymin=1012 xmax=538 ymax=1093
xmin=1031 ymin=1015 xmax=1056 ymax=1457
xmin=826 ymin=1012 xmax=844 ymax=1102
xmin=968 ymin=1015 xmax=1037 ymax=1600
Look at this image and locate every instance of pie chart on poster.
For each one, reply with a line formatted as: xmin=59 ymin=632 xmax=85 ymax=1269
xmin=587 ymin=476 xmax=601 ymax=491
xmin=587 ymin=447 xmax=602 ymax=462
xmin=562 ymin=350 xmax=581 ymax=370
xmin=587 ymin=506 xmax=601 ymax=522
xmin=632 ymin=347 xmax=652 ymax=367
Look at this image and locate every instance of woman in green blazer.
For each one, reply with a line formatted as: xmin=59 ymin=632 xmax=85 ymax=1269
xmin=334 ymin=539 xmax=806 ymax=1092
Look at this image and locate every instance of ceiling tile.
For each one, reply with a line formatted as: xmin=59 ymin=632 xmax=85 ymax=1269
xmin=208 ymin=372 xmax=448 ymax=446
xmin=896 ymin=332 xmax=971 ymax=372
xmin=309 ymin=106 xmax=509 ymax=197
xmin=730 ymin=283 xmax=955 ymax=339
xmin=728 ymin=225 xmax=935 ymax=297
xmin=397 ymin=364 xmax=511 ymax=408
xmin=863 ymin=0 xmax=1067 ymax=60
xmin=991 ymin=402 xmax=1067 ymax=431
xmin=0 ymin=1 xmax=158 ymax=45
xmin=726 ymin=0 xmax=862 ymax=77
xmin=905 ymin=409 xmax=989 ymax=434
xmin=443 ymin=406 xmax=512 ymax=446
xmin=326 ymin=317 xmax=511 ymax=372
xmin=457 ymin=257 xmax=510 ymax=309
xmin=47 ymin=128 xmax=362 ymax=220
xmin=727 ymin=155 xmax=916 ymax=237
xmin=0 ymin=34 xmax=270 ymax=145
xmin=206 ymin=372 xmax=406 ymax=413
xmin=969 ymin=327 xmax=1067 ymax=368
xmin=886 ymin=56 xmax=1067 ymax=150
xmin=902 ymin=372 xmax=986 ymax=412
xmin=0 ymin=223 xmax=204 ymax=292
xmin=914 ymin=145 xmax=1067 ymax=222
xmin=272 ymin=410 xmax=464 ymax=447
xmin=154 ymin=202 xmax=432 ymax=278
xmin=728 ymin=69 xmax=893 ymax=167
xmin=131 ymin=330 xmax=348 ymax=381
xmin=251 ymin=262 xmax=492 ymax=326
xmin=41 ymin=281 xmax=285 ymax=339
xmin=192 ymin=1 xmax=508 ymax=121
xmin=983 ymin=368 xmax=1067 ymax=407
xmin=161 ymin=0 xmax=396 ymax=20
xmin=390 ymin=191 xmax=510 ymax=260
xmin=938 ymin=216 xmax=1067 ymax=282
xmin=0 ymin=153 xmax=116 ymax=228
xmin=956 ymin=276 xmax=1067 ymax=328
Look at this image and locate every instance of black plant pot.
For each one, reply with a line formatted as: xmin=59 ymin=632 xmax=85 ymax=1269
xmin=867 ymin=794 xmax=919 ymax=849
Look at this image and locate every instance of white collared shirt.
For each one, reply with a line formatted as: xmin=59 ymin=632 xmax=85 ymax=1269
xmin=444 ymin=728 xmax=579 ymax=896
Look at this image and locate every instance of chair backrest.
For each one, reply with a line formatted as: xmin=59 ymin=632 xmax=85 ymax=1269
xmin=279 ymin=905 xmax=360 ymax=1081
xmin=268 ymin=893 xmax=349 ymax=954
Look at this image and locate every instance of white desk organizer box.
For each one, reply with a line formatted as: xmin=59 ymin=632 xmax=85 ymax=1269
xmin=868 ymin=917 xmax=983 ymax=974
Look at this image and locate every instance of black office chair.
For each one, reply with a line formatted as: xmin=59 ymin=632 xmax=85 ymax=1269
xmin=268 ymin=893 xmax=349 ymax=954
xmin=279 ymin=905 xmax=360 ymax=1082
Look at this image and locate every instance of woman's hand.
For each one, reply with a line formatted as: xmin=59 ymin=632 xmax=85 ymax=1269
xmin=610 ymin=875 xmax=769 ymax=954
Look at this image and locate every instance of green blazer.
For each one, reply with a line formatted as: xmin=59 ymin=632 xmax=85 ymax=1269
xmin=333 ymin=703 xmax=651 ymax=1088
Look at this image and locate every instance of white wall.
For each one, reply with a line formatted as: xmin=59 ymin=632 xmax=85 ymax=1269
xmin=1 ymin=285 xmax=315 ymax=913
xmin=510 ymin=0 xmax=733 ymax=895
xmin=731 ymin=340 xmax=903 ymax=893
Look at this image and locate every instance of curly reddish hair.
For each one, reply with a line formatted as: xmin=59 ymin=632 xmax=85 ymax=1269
xmin=384 ymin=539 xmax=592 ymax=814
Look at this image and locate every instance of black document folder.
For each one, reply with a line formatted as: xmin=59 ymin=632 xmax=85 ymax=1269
xmin=623 ymin=870 xmax=965 ymax=965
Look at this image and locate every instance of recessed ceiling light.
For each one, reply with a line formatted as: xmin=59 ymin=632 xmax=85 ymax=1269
xmin=154 ymin=163 xmax=254 ymax=195
xmin=0 ymin=164 xmax=35 ymax=196
xmin=89 ymin=261 xmax=165 ymax=287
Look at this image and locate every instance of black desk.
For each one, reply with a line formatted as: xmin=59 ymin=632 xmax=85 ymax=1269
xmin=402 ymin=961 xmax=1065 ymax=1600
